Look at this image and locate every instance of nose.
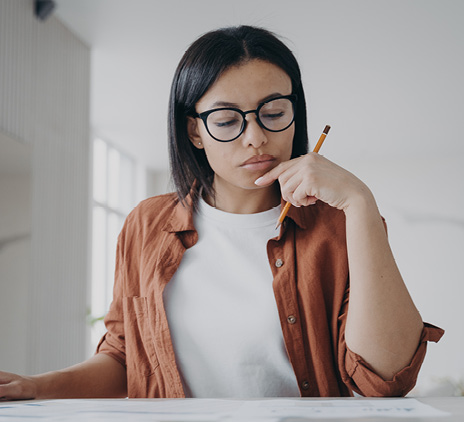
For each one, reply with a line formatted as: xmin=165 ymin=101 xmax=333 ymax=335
xmin=240 ymin=114 xmax=268 ymax=148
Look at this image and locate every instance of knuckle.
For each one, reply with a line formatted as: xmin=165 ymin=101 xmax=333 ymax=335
xmin=293 ymin=191 xmax=304 ymax=201
xmin=304 ymin=152 xmax=320 ymax=166
xmin=303 ymin=153 xmax=315 ymax=162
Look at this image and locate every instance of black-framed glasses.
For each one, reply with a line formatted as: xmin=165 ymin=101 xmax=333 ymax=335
xmin=194 ymin=94 xmax=297 ymax=142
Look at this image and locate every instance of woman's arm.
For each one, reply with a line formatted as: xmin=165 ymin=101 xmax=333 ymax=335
xmin=341 ymin=186 xmax=423 ymax=380
xmin=256 ymin=153 xmax=424 ymax=380
xmin=0 ymin=353 xmax=127 ymax=401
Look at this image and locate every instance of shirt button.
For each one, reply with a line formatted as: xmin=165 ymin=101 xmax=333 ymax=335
xmin=275 ymin=259 xmax=283 ymax=268
xmin=287 ymin=315 xmax=297 ymax=324
xmin=301 ymin=381 xmax=310 ymax=390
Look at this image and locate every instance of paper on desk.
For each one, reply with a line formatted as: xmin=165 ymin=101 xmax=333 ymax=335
xmin=0 ymin=398 xmax=450 ymax=421
xmin=231 ymin=398 xmax=450 ymax=420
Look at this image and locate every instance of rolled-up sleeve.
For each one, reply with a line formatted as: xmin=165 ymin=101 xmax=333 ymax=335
xmin=339 ymin=322 xmax=444 ymax=397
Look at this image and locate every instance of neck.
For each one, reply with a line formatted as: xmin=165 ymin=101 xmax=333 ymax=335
xmin=205 ymin=180 xmax=281 ymax=214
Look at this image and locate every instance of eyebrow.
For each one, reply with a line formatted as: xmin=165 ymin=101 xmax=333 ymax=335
xmin=209 ymin=92 xmax=286 ymax=109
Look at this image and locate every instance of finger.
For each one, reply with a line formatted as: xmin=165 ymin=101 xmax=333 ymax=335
xmin=296 ymin=194 xmax=318 ymax=207
xmin=292 ymin=181 xmax=316 ymax=202
xmin=0 ymin=372 xmax=33 ymax=401
xmin=0 ymin=383 xmax=15 ymax=400
xmin=254 ymin=160 xmax=294 ymax=186
xmin=0 ymin=372 xmax=13 ymax=384
xmin=0 ymin=380 xmax=32 ymax=401
xmin=279 ymin=174 xmax=301 ymax=204
xmin=275 ymin=184 xmax=298 ymax=205
xmin=286 ymin=179 xmax=318 ymax=207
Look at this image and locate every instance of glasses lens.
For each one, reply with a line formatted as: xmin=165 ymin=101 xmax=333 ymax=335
xmin=206 ymin=110 xmax=243 ymax=141
xmin=259 ymin=98 xmax=294 ymax=132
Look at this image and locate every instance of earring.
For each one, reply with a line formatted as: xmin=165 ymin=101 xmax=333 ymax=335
xmin=198 ymin=142 xmax=202 ymax=146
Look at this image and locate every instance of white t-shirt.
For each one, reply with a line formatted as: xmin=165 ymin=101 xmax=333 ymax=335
xmin=163 ymin=198 xmax=300 ymax=398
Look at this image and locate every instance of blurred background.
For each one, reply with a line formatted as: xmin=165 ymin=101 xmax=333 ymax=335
xmin=0 ymin=0 xmax=463 ymax=396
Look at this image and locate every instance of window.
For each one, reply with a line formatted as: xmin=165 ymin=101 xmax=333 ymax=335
xmin=89 ymin=138 xmax=136 ymax=355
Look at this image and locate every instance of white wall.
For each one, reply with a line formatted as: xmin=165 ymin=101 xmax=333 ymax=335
xmin=146 ymin=168 xmax=171 ymax=198
xmin=0 ymin=0 xmax=90 ymax=374
xmin=0 ymin=175 xmax=31 ymax=374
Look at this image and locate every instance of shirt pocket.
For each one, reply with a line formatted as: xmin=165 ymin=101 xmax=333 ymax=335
xmin=123 ymin=296 xmax=159 ymax=376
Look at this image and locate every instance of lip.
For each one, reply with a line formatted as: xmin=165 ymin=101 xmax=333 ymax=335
xmin=240 ymin=154 xmax=276 ymax=171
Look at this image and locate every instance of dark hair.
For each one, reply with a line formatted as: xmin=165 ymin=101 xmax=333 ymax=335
xmin=168 ymin=25 xmax=308 ymax=207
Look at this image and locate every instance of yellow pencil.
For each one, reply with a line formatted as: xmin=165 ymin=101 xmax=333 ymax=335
xmin=275 ymin=125 xmax=331 ymax=229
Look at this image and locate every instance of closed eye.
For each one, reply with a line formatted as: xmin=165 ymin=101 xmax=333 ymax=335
xmin=261 ymin=111 xmax=285 ymax=120
xmin=214 ymin=118 xmax=240 ymax=127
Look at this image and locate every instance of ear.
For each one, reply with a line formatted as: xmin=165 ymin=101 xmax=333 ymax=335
xmin=187 ymin=117 xmax=204 ymax=149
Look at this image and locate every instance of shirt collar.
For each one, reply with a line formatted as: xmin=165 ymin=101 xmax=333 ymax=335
xmin=282 ymin=197 xmax=314 ymax=231
xmin=162 ymin=192 xmax=196 ymax=233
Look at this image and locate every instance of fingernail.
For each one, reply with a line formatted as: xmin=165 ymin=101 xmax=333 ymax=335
xmin=254 ymin=177 xmax=264 ymax=185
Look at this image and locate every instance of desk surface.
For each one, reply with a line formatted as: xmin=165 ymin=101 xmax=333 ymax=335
xmin=0 ymin=397 xmax=463 ymax=421
xmin=418 ymin=397 xmax=464 ymax=420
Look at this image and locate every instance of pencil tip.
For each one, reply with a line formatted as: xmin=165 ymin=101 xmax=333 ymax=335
xmin=275 ymin=222 xmax=281 ymax=230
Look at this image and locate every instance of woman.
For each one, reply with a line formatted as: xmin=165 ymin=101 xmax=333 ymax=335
xmin=0 ymin=25 xmax=443 ymax=400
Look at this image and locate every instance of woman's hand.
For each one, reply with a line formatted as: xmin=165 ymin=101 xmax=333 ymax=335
xmin=255 ymin=152 xmax=373 ymax=212
xmin=0 ymin=370 xmax=37 ymax=401
xmin=0 ymin=354 xmax=127 ymax=401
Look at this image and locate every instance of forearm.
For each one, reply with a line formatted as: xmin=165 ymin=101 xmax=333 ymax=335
xmin=344 ymin=188 xmax=423 ymax=381
xmin=257 ymin=153 xmax=425 ymax=379
xmin=32 ymin=354 xmax=127 ymax=399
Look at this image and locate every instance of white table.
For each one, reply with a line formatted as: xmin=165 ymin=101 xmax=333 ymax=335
xmin=0 ymin=397 xmax=462 ymax=421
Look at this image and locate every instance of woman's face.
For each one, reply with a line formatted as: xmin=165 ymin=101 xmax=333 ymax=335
xmin=188 ymin=59 xmax=295 ymax=201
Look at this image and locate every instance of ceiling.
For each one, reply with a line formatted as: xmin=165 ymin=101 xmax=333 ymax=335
xmin=53 ymin=0 xmax=464 ymax=172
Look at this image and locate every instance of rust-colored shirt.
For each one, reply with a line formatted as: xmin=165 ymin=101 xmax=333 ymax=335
xmin=96 ymin=193 xmax=444 ymax=398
